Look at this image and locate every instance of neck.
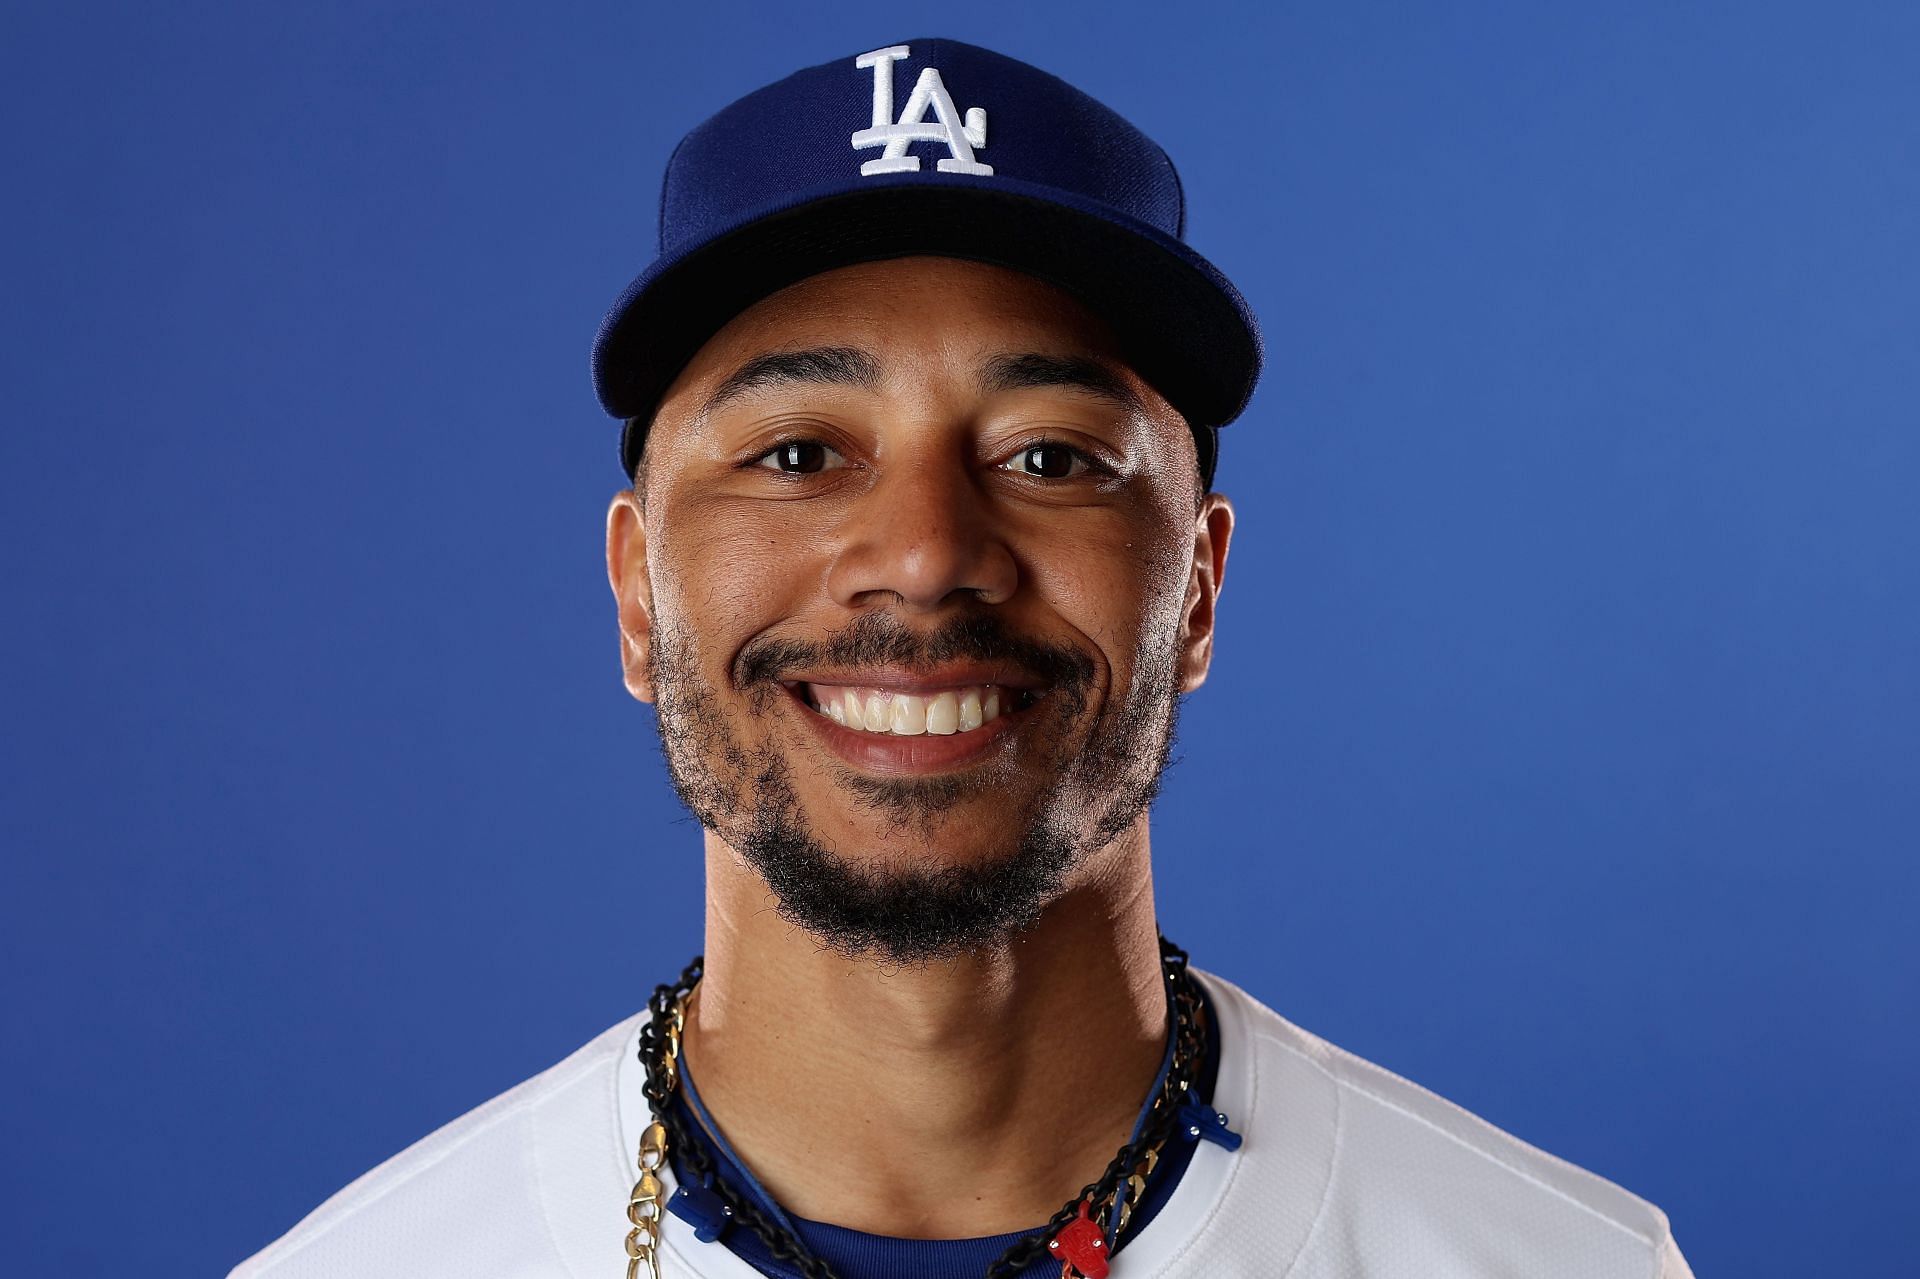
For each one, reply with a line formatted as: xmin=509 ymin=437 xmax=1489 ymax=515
xmin=680 ymin=818 xmax=1168 ymax=1239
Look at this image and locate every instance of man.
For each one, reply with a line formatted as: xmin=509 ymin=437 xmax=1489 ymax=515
xmin=232 ymin=38 xmax=1692 ymax=1278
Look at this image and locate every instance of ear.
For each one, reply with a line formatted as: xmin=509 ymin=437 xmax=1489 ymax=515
xmin=605 ymin=489 xmax=657 ymax=703
xmin=1176 ymin=492 xmax=1234 ymax=694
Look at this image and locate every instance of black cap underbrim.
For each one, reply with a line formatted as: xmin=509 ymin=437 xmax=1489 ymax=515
xmin=591 ymin=180 xmax=1261 ymax=483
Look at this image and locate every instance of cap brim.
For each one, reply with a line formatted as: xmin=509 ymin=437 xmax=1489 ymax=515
xmin=591 ymin=176 xmax=1261 ymax=474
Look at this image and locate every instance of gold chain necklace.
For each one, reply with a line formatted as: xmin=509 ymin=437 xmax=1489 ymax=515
xmin=624 ymin=940 xmax=1212 ymax=1279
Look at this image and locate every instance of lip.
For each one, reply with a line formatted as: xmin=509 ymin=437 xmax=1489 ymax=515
xmin=781 ymin=682 xmax=1026 ymax=775
xmin=779 ymin=663 xmax=1050 ymax=695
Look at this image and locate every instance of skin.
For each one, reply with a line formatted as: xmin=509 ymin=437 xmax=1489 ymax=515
xmin=604 ymin=257 xmax=1233 ymax=1238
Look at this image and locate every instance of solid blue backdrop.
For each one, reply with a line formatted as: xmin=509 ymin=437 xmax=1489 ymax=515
xmin=2 ymin=3 xmax=1914 ymax=1276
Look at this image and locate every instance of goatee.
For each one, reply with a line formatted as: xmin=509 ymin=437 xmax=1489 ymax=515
xmin=645 ymin=611 xmax=1182 ymax=965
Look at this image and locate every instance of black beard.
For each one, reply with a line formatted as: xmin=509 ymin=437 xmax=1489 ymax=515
xmin=645 ymin=610 xmax=1183 ymax=965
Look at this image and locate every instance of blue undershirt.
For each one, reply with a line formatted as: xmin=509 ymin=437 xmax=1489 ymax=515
xmin=663 ymin=979 xmax=1223 ymax=1279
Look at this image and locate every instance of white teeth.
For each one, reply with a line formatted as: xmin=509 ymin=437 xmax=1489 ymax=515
xmin=926 ymin=692 xmax=959 ymax=735
xmin=806 ymin=683 xmax=1021 ymax=737
xmin=889 ymin=695 xmax=927 ymax=735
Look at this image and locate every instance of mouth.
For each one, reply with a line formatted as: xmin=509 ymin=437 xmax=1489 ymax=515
xmin=777 ymin=675 xmax=1044 ymax=775
xmin=797 ymin=682 xmax=1038 ymax=735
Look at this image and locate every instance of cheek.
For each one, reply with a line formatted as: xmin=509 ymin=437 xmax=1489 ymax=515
xmin=1026 ymin=512 xmax=1191 ymax=663
xmin=647 ymin=493 xmax=814 ymax=667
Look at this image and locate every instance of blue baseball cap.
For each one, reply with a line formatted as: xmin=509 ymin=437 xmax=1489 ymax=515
xmin=591 ymin=38 xmax=1262 ymax=487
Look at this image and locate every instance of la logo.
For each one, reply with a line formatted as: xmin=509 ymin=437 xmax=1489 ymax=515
xmin=851 ymin=45 xmax=992 ymax=177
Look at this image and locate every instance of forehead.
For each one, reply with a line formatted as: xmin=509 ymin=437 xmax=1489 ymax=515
xmin=662 ymin=257 xmax=1133 ymax=399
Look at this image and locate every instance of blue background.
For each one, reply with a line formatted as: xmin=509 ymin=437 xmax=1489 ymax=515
xmin=3 ymin=3 xmax=1915 ymax=1275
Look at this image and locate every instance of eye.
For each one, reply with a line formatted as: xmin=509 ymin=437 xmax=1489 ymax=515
xmin=1003 ymin=442 xmax=1091 ymax=479
xmin=753 ymin=440 xmax=846 ymax=474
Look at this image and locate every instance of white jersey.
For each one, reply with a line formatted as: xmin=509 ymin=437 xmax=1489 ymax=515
xmin=229 ymin=970 xmax=1693 ymax=1278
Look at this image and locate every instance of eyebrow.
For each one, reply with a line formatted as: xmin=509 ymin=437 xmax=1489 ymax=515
xmin=979 ymin=352 xmax=1143 ymax=413
xmin=698 ymin=346 xmax=1143 ymax=421
xmin=702 ymin=346 xmax=881 ymax=417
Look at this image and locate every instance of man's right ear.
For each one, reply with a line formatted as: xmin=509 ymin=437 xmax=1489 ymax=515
xmin=605 ymin=490 xmax=656 ymax=704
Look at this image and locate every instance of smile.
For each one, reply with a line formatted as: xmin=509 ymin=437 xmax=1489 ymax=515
xmin=776 ymin=672 xmax=1047 ymax=776
xmin=799 ymin=683 xmax=1035 ymax=736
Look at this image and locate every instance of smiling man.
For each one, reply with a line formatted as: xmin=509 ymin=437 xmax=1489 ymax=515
xmin=232 ymin=38 xmax=1691 ymax=1279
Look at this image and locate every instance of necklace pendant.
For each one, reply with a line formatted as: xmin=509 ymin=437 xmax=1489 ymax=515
xmin=1175 ymin=1095 xmax=1243 ymax=1151
xmin=667 ymin=1173 xmax=735 ymax=1243
xmin=1045 ymin=1201 xmax=1111 ymax=1278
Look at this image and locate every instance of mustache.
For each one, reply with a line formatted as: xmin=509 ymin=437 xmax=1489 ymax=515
xmin=734 ymin=612 xmax=1095 ymax=694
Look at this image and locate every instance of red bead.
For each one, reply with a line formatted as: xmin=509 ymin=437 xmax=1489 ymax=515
xmin=1046 ymin=1201 xmax=1110 ymax=1278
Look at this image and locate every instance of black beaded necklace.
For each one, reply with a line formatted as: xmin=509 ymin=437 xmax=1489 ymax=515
xmin=626 ymin=935 xmax=1213 ymax=1279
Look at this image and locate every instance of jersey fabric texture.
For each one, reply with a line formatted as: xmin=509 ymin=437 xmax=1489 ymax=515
xmin=228 ymin=970 xmax=1694 ymax=1278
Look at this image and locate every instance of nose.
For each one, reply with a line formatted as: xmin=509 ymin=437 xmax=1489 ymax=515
xmin=825 ymin=455 xmax=1019 ymax=612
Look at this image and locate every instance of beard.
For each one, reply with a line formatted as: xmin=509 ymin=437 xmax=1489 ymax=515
xmin=645 ymin=608 xmax=1184 ymax=965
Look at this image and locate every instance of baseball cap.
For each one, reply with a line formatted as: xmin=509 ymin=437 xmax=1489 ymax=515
xmin=591 ymin=37 xmax=1261 ymax=488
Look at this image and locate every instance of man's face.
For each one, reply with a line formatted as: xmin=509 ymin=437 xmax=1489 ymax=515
xmin=607 ymin=257 xmax=1232 ymax=962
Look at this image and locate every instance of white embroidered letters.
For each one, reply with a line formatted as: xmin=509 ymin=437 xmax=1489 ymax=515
xmin=851 ymin=45 xmax=992 ymax=177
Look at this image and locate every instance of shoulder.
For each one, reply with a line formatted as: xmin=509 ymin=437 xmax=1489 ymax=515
xmin=1196 ymin=971 xmax=1691 ymax=1279
xmin=228 ymin=1013 xmax=642 ymax=1279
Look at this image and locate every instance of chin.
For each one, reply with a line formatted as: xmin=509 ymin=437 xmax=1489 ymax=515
xmin=805 ymin=812 xmax=1034 ymax=872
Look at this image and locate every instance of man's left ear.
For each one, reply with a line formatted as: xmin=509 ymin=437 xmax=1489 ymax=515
xmin=1177 ymin=492 xmax=1234 ymax=693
